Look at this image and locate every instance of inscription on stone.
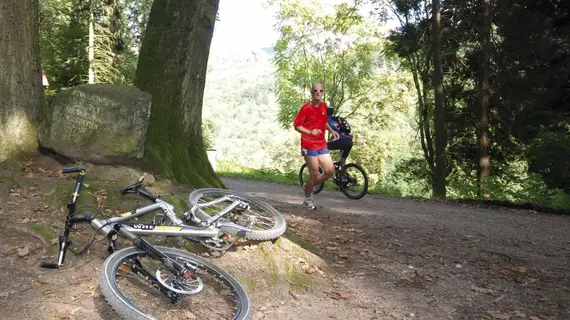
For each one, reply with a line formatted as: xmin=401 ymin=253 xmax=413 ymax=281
xmin=66 ymin=90 xmax=120 ymax=133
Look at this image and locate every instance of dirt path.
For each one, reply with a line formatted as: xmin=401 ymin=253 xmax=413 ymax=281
xmin=222 ymin=177 xmax=570 ymax=320
xmin=0 ymin=164 xmax=569 ymax=320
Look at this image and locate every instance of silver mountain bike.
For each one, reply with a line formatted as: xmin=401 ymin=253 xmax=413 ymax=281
xmin=41 ymin=168 xmax=253 ymax=320
xmin=116 ymin=178 xmax=287 ymax=250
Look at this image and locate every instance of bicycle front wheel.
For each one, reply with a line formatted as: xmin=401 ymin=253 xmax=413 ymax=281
xmin=340 ymin=163 xmax=368 ymax=200
xmin=100 ymin=246 xmax=252 ymax=320
xmin=189 ymin=188 xmax=286 ymax=241
xmin=299 ymin=163 xmax=325 ymax=194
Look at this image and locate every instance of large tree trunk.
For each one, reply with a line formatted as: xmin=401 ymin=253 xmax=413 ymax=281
xmin=134 ymin=0 xmax=222 ymax=188
xmin=0 ymin=0 xmax=43 ymax=161
xmin=432 ymin=0 xmax=447 ymax=198
xmin=476 ymin=0 xmax=492 ymax=198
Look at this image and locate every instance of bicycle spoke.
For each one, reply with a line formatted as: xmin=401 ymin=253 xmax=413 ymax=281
xmin=111 ymin=253 xmax=242 ymax=320
xmin=340 ymin=164 xmax=368 ymax=199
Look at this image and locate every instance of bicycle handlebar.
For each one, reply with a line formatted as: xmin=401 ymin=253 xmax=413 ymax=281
xmin=120 ymin=178 xmax=158 ymax=202
xmin=120 ymin=179 xmax=143 ymax=195
xmin=62 ymin=167 xmax=85 ymax=174
xmin=40 ymin=262 xmax=60 ymax=269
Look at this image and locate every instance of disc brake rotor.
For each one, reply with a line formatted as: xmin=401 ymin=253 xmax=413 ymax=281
xmin=155 ymin=269 xmax=204 ymax=295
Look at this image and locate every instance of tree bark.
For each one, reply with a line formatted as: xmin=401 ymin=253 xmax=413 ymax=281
xmin=134 ymin=0 xmax=223 ymax=187
xmin=477 ymin=0 xmax=492 ymax=198
xmin=0 ymin=0 xmax=43 ymax=161
xmin=432 ymin=0 xmax=447 ymax=198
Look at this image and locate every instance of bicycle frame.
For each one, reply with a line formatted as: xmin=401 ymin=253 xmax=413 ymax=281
xmin=40 ymin=168 xmax=208 ymax=270
xmin=106 ymin=187 xmax=253 ymax=238
xmin=40 ymin=168 xmax=224 ymax=305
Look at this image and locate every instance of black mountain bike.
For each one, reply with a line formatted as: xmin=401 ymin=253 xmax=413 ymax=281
xmin=40 ymin=168 xmax=252 ymax=320
xmin=299 ymin=160 xmax=368 ymax=200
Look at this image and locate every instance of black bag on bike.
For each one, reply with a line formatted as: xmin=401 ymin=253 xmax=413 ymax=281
xmin=333 ymin=116 xmax=351 ymax=134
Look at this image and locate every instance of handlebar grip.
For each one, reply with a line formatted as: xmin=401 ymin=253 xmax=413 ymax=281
xmin=120 ymin=180 xmax=142 ymax=195
xmin=120 ymin=185 xmax=130 ymax=195
xmin=40 ymin=262 xmax=60 ymax=269
xmin=62 ymin=167 xmax=85 ymax=174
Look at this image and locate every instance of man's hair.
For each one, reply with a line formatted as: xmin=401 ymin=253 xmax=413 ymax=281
xmin=311 ymin=83 xmax=324 ymax=90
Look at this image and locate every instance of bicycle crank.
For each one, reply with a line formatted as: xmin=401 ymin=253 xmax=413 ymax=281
xmin=199 ymin=237 xmax=235 ymax=251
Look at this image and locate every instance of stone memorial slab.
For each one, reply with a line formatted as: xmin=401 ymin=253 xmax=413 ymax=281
xmin=38 ymin=84 xmax=152 ymax=164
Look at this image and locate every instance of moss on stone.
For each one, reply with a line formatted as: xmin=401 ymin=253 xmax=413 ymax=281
xmin=106 ymin=132 xmax=138 ymax=154
xmin=285 ymin=263 xmax=315 ymax=292
xmin=283 ymin=230 xmax=319 ymax=252
xmin=234 ymin=275 xmax=257 ymax=295
xmin=0 ymin=175 xmax=17 ymax=187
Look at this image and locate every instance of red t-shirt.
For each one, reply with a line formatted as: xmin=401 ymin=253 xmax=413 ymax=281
xmin=293 ymin=101 xmax=328 ymax=150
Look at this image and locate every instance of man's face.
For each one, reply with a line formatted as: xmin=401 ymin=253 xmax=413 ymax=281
xmin=311 ymin=85 xmax=324 ymax=101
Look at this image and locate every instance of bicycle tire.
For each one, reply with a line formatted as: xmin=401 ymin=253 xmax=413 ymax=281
xmin=340 ymin=163 xmax=368 ymax=200
xmin=100 ymin=246 xmax=252 ymax=320
xmin=188 ymin=188 xmax=286 ymax=241
xmin=298 ymin=163 xmax=325 ymax=194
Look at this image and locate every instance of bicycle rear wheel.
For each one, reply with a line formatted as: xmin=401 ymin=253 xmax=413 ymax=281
xmin=340 ymin=163 xmax=368 ymax=200
xmin=298 ymin=163 xmax=325 ymax=195
xmin=188 ymin=188 xmax=286 ymax=241
xmin=100 ymin=246 xmax=251 ymax=320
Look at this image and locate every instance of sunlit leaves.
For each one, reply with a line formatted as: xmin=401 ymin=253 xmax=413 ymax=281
xmin=271 ymin=0 xmax=385 ymax=128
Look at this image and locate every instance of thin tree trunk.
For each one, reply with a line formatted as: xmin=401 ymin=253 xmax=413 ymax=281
xmin=408 ymin=54 xmax=437 ymax=194
xmin=0 ymin=0 xmax=42 ymax=161
xmin=477 ymin=0 xmax=492 ymax=198
xmin=134 ymin=0 xmax=222 ymax=188
xmin=432 ymin=0 xmax=446 ymax=198
xmin=88 ymin=1 xmax=95 ymax=84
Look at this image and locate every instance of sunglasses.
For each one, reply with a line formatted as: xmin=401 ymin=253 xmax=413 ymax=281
xmin=312 ymin=89 xmax=324 ymax=93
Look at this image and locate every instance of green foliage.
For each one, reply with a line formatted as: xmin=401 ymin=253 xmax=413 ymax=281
xmin=202 ymin=118 xmax=218 ymax=150
xmin=217 ymin=160 xmax=299 ymax=186
xmin=39 ymin=0 xmax=152 ymax=88
xmin=528 ymin=131 xmax=570 ymax=193
xmin=271 ymin=0 xmax=384 ymax=128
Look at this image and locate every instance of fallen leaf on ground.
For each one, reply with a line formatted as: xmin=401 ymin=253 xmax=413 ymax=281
xmin=54 ymin=313 xmax=70 ymax=319
xmin=22 ymin=161 xmax=33 ymax=168
xmin=33 ymin=279 xmax=43 ymax=287
xmin=0 ymin=291 xmax=16 ymax=299
xmin=43 ymin=289 xmax=56 ymax=298
xmin=331 ymin=289 xmax=352 ymax=300
xmin=69 ymin=275 xmax=90 ymax=285
xmin=518 ymin=267 xmax=527 ymax=273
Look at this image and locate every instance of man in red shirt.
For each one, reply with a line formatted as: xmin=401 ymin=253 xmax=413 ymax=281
xmin=293 ymin=83 xmax=339 ymax=209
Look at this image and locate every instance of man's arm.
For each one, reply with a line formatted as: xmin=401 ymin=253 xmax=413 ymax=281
xmin=295 ymin=126 xmax=321 ymax=136
xmin=326 ymin=123 xmax=340 ymax=140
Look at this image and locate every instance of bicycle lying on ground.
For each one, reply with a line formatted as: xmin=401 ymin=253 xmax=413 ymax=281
xmin=41 ymin=168 xmax=253 ymax=320
xmin=299 ymin=157 xmax=368 ymax=200
xmin=119 ymin=178 xmax=287 ymax=251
